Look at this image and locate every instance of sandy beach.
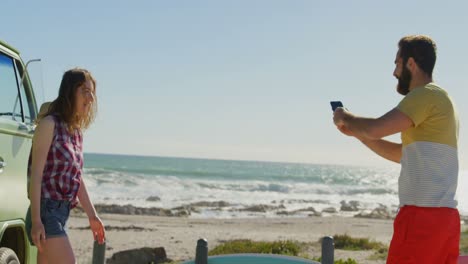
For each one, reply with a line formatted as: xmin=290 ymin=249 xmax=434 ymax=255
xmin=68 ymin=213 xmax=397 ymax=264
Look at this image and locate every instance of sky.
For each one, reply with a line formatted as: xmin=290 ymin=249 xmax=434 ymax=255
xmin=2 ymin=1 xmax=467 ymax=168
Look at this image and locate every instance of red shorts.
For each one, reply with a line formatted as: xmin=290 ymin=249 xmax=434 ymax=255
xmin=387 ymin=206 xmax=460 ymax=264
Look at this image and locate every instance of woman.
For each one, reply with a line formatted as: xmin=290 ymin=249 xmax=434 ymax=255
xmin=26 ymin=68 xmax=105 ymax=263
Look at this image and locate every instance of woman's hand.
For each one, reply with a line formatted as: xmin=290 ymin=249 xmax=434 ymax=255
xmin=31 ymin=220 xmax=46 ymax=252
xmin=89 ymin=215 xmax=106 ymax=244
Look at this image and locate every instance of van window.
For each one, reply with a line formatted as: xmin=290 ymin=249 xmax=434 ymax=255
xmin=0 ymin=52 xmax=22 ymax=122
xmin=15 ymin=60 xmax=34 ymax=124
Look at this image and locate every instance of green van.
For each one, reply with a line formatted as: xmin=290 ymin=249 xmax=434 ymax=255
xmin=0 ymin=39 xmax=38 ymax=263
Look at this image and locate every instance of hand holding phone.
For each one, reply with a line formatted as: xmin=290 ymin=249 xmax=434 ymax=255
xmin=330 ymin=101 xmax=344 ymax=111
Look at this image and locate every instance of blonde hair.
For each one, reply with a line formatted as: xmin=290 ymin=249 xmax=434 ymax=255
xmin=39 ymin=68 xmax=98 ymax=131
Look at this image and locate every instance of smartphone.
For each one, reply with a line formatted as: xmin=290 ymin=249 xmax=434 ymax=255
xmin=330 ymin=101 xmax=343 ymax=111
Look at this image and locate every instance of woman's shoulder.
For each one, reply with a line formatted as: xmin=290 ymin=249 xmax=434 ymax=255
xmin=39 ymin=114 xmax=57 ymax=123
xmin=34 ymin=115 xmax=56 ymax=140
xmin=36 ymin=115 xmax=56 ymax=129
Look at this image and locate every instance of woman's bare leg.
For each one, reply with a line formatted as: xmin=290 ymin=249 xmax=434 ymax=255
xmin=42 ymin=236 xmax=75 ymax=264
xmin=37 ymin=250 xmax=48 ymax=264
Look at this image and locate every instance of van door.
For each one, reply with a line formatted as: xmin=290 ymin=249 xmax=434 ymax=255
xmin=0 ymin=51 xmax=36 ymax=221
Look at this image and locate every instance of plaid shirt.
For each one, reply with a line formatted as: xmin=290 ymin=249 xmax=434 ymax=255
xmin=28 ymin=114 xmax=83 ymax=208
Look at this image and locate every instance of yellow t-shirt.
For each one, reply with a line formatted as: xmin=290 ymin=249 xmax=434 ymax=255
xmin=396 ymin=83 xmax=459 ymax=208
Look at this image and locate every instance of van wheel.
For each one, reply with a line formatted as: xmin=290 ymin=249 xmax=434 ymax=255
xmin=0 ymin=248 xmax=19 ymax=264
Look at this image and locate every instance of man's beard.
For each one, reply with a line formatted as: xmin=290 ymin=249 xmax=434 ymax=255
xmin=397 ymin=65 xmax=412 ymax=95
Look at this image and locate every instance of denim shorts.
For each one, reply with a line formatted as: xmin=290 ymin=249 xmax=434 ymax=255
xmin=25 ymin=199 xmax=71 ymax=244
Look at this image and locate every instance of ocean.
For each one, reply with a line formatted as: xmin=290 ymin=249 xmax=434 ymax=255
xmin=83 ymin=153 xmax=468 ymax=218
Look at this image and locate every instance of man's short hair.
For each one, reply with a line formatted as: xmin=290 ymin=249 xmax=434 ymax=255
xmin=398 ymin=35 xmax=437 ymax=77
